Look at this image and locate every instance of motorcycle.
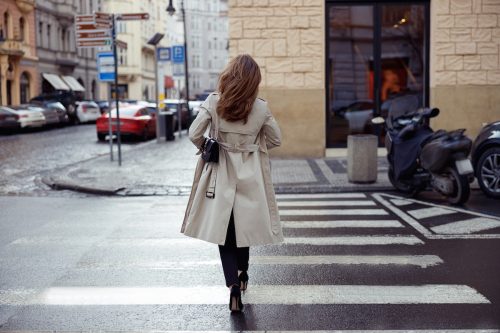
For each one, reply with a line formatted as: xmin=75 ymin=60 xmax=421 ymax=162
xmin=373 ymin=95 xmax=474 ymax=205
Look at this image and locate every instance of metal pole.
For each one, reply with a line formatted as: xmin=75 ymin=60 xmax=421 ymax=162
xmin=154 ymin=45 xmax=161 ymax=143
xmin=181 ymin=0 xmax=189 ymax=134
xmin=112 ymin=14 xmax=122 ymax=166
xmin=108 ymin=82 xmax=114 ymax=161
xmin=177 ymin=79 xmax=181 ymax=137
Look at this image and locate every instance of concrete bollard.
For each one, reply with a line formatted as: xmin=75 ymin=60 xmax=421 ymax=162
xmin=347 ymin=134 xmax=378 ymax=183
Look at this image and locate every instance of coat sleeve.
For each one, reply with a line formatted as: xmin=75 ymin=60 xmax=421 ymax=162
xmin=188 ymin=107 xmax=211 ymax=150
xmin=263 ymin=108 xmax=282 ymax=149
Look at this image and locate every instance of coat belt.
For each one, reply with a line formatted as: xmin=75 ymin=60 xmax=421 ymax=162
xmin=206 ymin=142 xmax=260 ymax=198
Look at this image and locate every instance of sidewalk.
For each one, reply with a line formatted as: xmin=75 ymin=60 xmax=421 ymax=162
xmin=43 ymin=134 xmax=393 ymax=196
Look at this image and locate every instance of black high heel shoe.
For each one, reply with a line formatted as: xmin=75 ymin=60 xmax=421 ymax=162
xmin=229 ymin=285 xmax=243 ymax=312
xmin=239 ymin=271 xmax=249 ymax=291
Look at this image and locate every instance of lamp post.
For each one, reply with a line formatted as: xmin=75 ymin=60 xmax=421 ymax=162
xmin=167 ymin=0 xmax=190 ymax=116
xmin=147 ymin=32 xmax=165 ymax=143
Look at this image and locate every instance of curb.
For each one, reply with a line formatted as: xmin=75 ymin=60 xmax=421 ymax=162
xmin=42 ymin=177 xmax=125 ymax=196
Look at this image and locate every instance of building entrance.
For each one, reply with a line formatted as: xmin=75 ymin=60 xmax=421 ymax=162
xmin=326 ymin=1 xmax=429 ymax=147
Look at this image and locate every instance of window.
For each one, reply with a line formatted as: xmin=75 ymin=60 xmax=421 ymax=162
xmin=38 ymin=22 xmax=42 ymax=46
xmin=61 ymin=29 xmax=66 ymax=51
xmin=20 ymin=72 xmax=30 ymax=104
xmin=47 ymin=24 xmax=51 ymax=49
xmin=208 ymin=41 xmax=211 ymax=50
xmin=3 ymin=12 xmax=10 ymax=39
xmin=19 ymin=17 xmax=25 ymax=41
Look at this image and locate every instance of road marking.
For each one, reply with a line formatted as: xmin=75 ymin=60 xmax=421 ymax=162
xmin=251 ymin=255 xmax=443 ymax=267
xmin=278 ymin=200 xmax=376 ymax=207
xmin=283 ymin=220 xmax=403 ymax=228
xmin=390 ymin=198 xmax=413 ymax=206
xmin=373 ymin=193 xmax=500 ymax=239
xmin=284 ymin=235 xmax=424 ymax=246
xmin=276 ymin=193 xmax=366 ymax=200
xmin=280 ymin=209 xmax=389 ymax=216
xmin=408 ymin=207 xmax=456 ymax=219
xmin=431 ymin=217 xmax=500 ymax=234
xmin=8 ymin=285 xmax=487 ymax=305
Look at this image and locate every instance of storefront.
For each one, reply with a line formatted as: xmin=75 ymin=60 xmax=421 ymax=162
xmin=228 ymin=0 xmax=500 ymax=157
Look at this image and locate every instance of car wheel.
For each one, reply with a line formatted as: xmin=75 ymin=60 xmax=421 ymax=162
xmin=97 ymin=133 xmax=106 ymax=141
xmin=477 ymin=147 xmax=500 ymax=199
xmin=141 ymin=127 xmax=150 ymax=141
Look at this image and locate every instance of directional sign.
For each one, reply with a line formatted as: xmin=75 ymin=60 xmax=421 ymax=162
xmin=157 ymin=47 xmax=171 ymax=62
xmin=116 ymin=13 xmax=149 ymax=21
xmin=94 ymin=12 xmax=112 ymax=28
xmin=75 ymin=14 xmax=94 ymax=23
xmin=76 ymin=30 xmax=111 ymax=39
xmin=75 ymin=23 xmax=100 ymax=31
xmin=172 ymin=45 xmax=184 ymax=63
xmin=97 ymin=52 xmax=115 ymax=82
xmin=77 ymin=39 xmax=112 ymax=48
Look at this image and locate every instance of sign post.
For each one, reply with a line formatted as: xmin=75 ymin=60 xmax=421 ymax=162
xmin=75 ymin=12 xmax=149 ymax=166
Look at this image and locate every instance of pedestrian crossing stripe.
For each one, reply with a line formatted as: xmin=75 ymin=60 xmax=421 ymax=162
xmin=279 ymin=209 xmax=389 ymax=216
xmin=282 ymin=220 xmax=403 ymax=228
xmin=284 ymin=235 xmax=424 ymax=246
xmin=372 ymin=193 xmax=500 ymax=239
xmin=276 ymin=193 xmax=367 ymax=199
xmin=1 ymin=285 xmax=488 ymax=305
xmin=278 ymin=200 xmax=377 ymax=207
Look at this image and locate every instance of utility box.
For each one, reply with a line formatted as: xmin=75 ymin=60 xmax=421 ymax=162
xmin=347 ymin=134 xmax=378 ymax=183
xmin=164 ymin=111 xmax=175 ymax=141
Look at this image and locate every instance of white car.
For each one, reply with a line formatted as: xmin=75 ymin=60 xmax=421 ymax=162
xmin=189 ymin=100 xmax=203 ymax=117
xmin=75 ymin=101 xmax=100 ymax=123
xmin=1 ymin=106 xmax=46 ymax=128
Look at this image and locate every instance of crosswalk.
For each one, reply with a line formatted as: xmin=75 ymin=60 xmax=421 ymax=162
xmin=0 ymin=193 xmax=498 ymax=330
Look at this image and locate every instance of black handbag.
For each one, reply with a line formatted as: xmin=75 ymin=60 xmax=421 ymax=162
xmin=201 ymin=111 xmax=219 ymax=163
xmin=201 ymin=137 xmax=219 ymax=163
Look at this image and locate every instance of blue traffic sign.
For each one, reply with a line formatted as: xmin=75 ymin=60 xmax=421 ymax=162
xmin=172 ymin=45 xmax=184 ymax=63
xmin=97 ymin=52 xmax=115 ymax=82
xmin=157 ymin=47 xmax=171 ymax=62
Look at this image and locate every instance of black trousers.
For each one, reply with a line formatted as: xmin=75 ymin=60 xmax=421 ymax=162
xmin=218 ymin=211 xmax=249 ymax=287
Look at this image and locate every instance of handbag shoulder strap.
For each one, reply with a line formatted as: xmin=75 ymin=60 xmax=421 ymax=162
xmin=212 ymin=105 xmax=219 ymax=140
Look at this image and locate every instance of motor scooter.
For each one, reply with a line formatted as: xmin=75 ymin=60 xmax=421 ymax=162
xmin=373 ymin=95 xmax=474 ymax=204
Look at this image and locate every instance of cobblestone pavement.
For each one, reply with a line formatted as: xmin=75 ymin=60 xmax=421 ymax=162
xmin=0 ymin=125 xmax=148 ymax=196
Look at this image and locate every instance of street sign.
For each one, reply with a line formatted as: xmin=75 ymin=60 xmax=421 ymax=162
xmin=116 ymin=13 xmax=149 ymax=21
xmin=76 ymin=30 xmax=111 ymax=39
xmin=94 ymin=12 xmax=112 ymax=28
xmin=75 ymin=23 xmax=100 ymax=31
xmin=75 ymin=14 xmax=94 ymax=23
xmin=97 ymin=52 xmax=115 ymax=82
xmin=172 ymin=45 xmax=184 ymax=63
xmin=77 ymin=39 xmax=112 ymax=48
xmin=157 ymin=47 xmax=171 ymax=62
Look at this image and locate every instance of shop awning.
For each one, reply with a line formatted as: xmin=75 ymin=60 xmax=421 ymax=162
xmin=42 ymin=73 xmax=70 ymax=91
xmin=62 ymin=76 xmax=85 ymax=92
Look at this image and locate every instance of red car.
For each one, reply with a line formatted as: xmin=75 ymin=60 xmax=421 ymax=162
xmin=96 ymin=105 xmax=156 ymax=141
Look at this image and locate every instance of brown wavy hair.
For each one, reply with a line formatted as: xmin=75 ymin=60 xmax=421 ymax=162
xmin=216 ymin=54 xmax=261 ymax=123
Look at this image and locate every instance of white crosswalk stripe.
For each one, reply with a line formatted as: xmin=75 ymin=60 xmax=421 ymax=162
xmin=280 ymin=209 xmax=389 ymax=216
xmin=283 ymin=220 xmax=403 ymax=228
xmin=276 ymin=193 xmax=367 ymax=199
xmin=278 ymin=200 xmax=377 ymax=207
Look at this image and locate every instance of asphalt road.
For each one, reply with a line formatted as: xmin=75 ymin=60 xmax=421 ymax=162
xmin=0 ymin=193 xmax=499 ymax=331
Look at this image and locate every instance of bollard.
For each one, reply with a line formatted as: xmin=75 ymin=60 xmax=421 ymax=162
xmin=347 ymin=134 xmax=378 ymax=183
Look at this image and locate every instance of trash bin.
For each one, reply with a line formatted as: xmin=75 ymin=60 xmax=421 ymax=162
xmin=347 ymin=134 xmax=378 ymax=183
xmin=164 ymin=111 xmax=175 ymax=141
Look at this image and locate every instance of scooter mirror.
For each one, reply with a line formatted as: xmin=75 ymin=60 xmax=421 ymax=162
xmin=430 ymin=108 xmax=440 ymax=118
xmin=371 ymin=117 xmax=386 ymax=124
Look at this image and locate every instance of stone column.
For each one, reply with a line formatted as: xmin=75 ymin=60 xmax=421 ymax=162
xmin=12 ymin=60 xmax=20 ymax=105
xmin=0 ymin=55 xmax=8 ymax=106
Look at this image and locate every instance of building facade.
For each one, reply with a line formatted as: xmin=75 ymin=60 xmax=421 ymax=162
xmin=185 ymin=0 xmax=228 ymax=98
xmin=228 ymin=0 xmax=500 ymax=157
xmin=36 ymin=0 xmax=102 ymax=100
xmin=100 ymin=0 xmax=169 ymax=101
xmin=0 ymin=0 xmax=38 ymax=106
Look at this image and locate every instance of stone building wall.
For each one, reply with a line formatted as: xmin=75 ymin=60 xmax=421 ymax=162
xmin=228 ymin=0 xmax=325 ymax=157
xmin=430 ymin=0 xmax=500 ymax=137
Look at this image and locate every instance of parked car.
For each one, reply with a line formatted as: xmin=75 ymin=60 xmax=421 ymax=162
xmin=75 ymin=101 xmax=101 ymax=123
xmin=0 ymin=105 xmax=45 ymax=129
xmin=29 ymin=100 xmax=69 ymax=125
xmin=30 ymin=91 xmax=77 ymax=123
xmin=26 ymin=105 xmax=59 ymax=127
xmin=96 ymin=105 xmax=156 ymax=141
xmin=96 ymin=100 xmax=110 ymax=114
xmin=164 ymin=99 xmax=191 ymax=129
xmin=189 ymin=100 xmax=203 ymax=118
xmin=471 ymin=121 xmax=500 ymax=198
xmin=0 ymin=107 xmax=22 ymax=132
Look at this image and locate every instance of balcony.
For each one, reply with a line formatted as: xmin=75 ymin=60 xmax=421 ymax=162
xmin=16 ymin=0 xmax=35 ymax=13
xmin=55 ymin=51 xmax=79 ymax=68
xmin=0 ymin=39 xmax=24 ymax=56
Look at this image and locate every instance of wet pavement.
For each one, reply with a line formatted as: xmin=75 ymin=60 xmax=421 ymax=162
xmin=0 ymin=194 xmax=499 ymax=330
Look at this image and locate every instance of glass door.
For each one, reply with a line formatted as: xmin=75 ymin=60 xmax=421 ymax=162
xmin=326 ymin=1 xmax=429 ymax=147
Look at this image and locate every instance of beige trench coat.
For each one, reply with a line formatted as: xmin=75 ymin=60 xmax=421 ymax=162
xmin=181 ymin=93 xmax=283 ymax=247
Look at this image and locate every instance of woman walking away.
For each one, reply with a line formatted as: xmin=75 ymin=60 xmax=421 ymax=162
xmin=181 ymin=54 xmax=283 ymax=312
